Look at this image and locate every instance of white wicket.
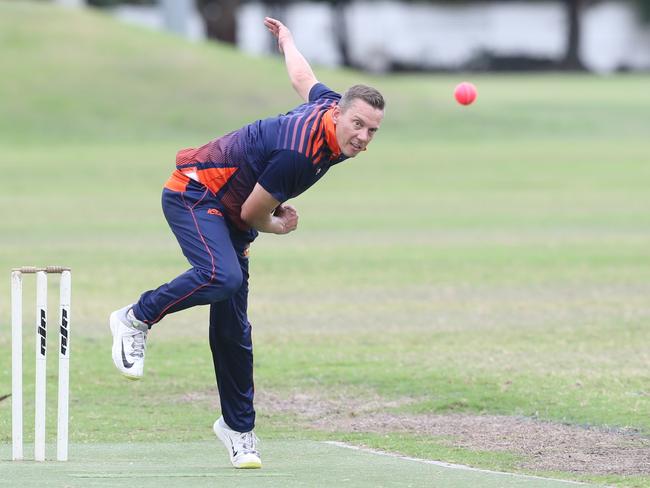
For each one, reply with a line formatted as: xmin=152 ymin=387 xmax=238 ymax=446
xmin=11 ymin=270 xmax=23 ymax=461
xmin=34 ymin=270 xmax=47 ymax=461
xmin=11 ymin=266 xmax=71 ymax=462
xmin=57 ymin=270 xmax=71 ymax=461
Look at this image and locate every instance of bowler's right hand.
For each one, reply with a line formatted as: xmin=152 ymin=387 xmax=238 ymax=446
xmin=263 ymin=17 xmax=293 ymax=54
xmin=273 ymin=204 xmax=299 ymax=234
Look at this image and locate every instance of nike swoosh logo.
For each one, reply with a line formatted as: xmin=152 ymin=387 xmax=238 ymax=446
xmin=228 ymin=438 xmax=238 ymax=458
xmin=121 ymin=340 xmax=134 ymax=368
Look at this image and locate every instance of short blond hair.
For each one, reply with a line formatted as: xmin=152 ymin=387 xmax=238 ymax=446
xmin=339 ymin=85 xmax=385 ymax=112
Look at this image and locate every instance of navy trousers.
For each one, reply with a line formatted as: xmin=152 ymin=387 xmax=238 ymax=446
xmin=133 ymin=182 xmax=255 ymax=432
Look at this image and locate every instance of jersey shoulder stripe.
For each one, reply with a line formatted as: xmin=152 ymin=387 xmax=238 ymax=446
xmin=277 ymin=99 xmax=337 ymax=160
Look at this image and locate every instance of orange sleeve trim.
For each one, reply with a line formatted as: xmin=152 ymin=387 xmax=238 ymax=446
xmin=164 ymin=170 xmax=190 ymax=192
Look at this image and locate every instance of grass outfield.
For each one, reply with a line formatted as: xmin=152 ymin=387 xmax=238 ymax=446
xmin=1 ymin=2 xmax=649 ymax=487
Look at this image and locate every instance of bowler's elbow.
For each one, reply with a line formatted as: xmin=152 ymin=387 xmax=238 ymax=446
xmin=241 ymin=183 xmax=281 ymax=229
xmin=240 ymin=204 xmax=254 ymax=227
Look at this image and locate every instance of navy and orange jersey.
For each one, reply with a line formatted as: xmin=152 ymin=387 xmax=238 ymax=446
xmin=164 ymin=83 xmax=348 ymax=233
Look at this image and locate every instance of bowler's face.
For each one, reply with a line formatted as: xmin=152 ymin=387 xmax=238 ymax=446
xmin=333 ymin=100 xmax=384 ymax=158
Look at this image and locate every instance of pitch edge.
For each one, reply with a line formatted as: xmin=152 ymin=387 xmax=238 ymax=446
xmin=324 ymin=441 xmax=599 ymax=487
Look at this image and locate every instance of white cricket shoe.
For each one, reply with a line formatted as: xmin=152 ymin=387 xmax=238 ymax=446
xmin=110 ymin=304 xmax=148 ymax=380
xmin=213 ymin=417 xmax=261 ymax=469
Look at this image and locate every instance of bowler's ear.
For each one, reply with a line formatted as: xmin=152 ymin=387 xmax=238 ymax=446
xmin=331 ymin=105 xmax=341 ymax=124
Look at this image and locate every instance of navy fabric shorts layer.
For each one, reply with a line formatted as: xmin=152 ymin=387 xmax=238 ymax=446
xmin=133 ymin=183 xmax=256 ymax=431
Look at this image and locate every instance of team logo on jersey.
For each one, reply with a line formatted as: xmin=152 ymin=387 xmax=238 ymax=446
xmin=207 ymin=208 xmax=223 ymax=217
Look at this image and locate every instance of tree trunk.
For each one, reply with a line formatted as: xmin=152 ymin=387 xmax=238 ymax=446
xmin=196 ymin=0 xmax=240 ymax=44
xmin=332 ymin=1 xmax=353 ymax=68
xmin=561 ymin=0 xmax=587 ymax=70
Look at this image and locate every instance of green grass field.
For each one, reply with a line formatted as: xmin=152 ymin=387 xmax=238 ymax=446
xmin=1 ymin=2 xmax=649 ymax=487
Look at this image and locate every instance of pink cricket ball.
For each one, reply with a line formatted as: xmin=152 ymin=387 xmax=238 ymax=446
xmin=454 ymin=82 xmax=478 ymax=106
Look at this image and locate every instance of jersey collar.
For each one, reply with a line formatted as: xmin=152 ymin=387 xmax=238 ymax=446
xmin=322 ymin=107 xmax=341 ymax=159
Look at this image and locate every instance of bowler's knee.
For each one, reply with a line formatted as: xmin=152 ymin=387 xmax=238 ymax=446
xmin=194 ymin=267 xmax=242 ymax=302
xmin=218 ymin=267 xmax=243 ymax=298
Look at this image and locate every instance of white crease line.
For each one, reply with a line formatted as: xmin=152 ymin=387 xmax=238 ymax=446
xmin=325 ymin=441 xmax=601 ymax=487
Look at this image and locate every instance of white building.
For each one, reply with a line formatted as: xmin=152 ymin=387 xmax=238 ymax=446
xmin=239 ymin=1 xmax=650 ymax=73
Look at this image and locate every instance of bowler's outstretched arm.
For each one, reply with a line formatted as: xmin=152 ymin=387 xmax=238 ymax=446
xmin=264 ymin=17 xmax=318 ymax=102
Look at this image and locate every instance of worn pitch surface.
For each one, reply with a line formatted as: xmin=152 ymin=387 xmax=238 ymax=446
xmin=0 ymin=441 xmax=592 ymax=488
